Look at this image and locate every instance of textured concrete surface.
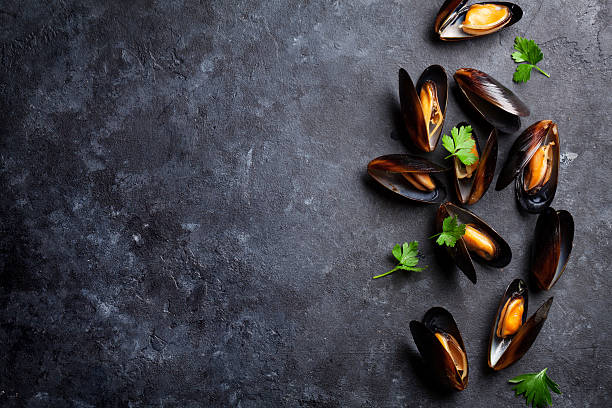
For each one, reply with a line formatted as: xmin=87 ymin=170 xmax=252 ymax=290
xmin=1 ymin=0 xmax=610 ymax=406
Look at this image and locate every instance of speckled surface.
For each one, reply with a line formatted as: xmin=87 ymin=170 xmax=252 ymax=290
xmin=0 ymin=0 xmax=610 ymax=406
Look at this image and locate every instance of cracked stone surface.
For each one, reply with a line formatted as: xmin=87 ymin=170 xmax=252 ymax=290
xmin=0 ymin=0 xmax=610 ymax=406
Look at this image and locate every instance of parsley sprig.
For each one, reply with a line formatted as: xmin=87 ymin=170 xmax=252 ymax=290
xmin=442 ymin=125 xmax=478 ymax=166
xmin=512 ymin=36 xmax=550 ymax=83
xmin=372 ymin=241 xmax=426 ymax=279
xmin=430 ymin=215 xmax=466 ymax=248
xmin=509 ymin=368 xmax=561 ymax=407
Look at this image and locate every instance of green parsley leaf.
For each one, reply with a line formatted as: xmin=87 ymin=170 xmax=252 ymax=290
xmin=429 ymin=215 xmax=466 ymax=248
xmin=373 ymin=240 xmax=426 ymax=279
xmin=509 ymin=368 xmax=561 ymax=408
xmin=441 ymin=125 xmax=477 ymax=166
xmin=512 ymin=36 xmax=549 ymax=83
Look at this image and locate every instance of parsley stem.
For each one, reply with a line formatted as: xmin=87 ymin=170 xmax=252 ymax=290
xmin=444 ymin=153 xmax=456 ymax=160
xmin=534 ymin=65 xmax=550 ymax=78
xmin=372 ymin=266 xmax=399 ymax=279
xmin=428 ymin=233 xmax=441 ymax=239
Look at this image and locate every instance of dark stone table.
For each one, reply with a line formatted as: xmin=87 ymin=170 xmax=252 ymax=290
xmin=1 ymin=1 xmax=610 ymax=406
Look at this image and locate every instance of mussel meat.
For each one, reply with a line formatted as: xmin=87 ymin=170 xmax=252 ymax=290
xmin=451 ymin=123 xmax=498 ymax=205
xmin=435 ymin=1 xmax=523 ymax=41
xmin=488 ymin=279 xmax=553 ymax=370
xmin=496 ymin=120 xmax=560 ymax=213
xmin=436 ymin=202 xmax=511 ymax=283
xmin=399 ymin=66 xmax=448 ymax=152
xmin=454 ymin=68 xmax=530 ymax=133
xmin=368 ymin=155 xmax=448 ymax=203
xmin=531 ymin=208 xmax=574 ymax=290
xmin=410 ymin=307 xmax=468 ymax=390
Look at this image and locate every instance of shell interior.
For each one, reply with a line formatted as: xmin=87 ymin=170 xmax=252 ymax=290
xmin=454 ymin=127 xmax=498 ymax=205
xmin=489 ymin=279 xmax=527 ymax=368
xmin=437 ymin=2 xmax=523 ymax=41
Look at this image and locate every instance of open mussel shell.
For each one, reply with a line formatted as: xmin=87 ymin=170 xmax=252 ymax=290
xmin=452 ymin=123 xmax=498 ymax=205
xmin=454 ymin=68 xmax=529 ymax=133
xmin=435 ymin=1 xmax=523 ymax=41
xmin=496 ymin=120 xmax=560 ymax=213
xmin=368 ymin=155 xmax=448 ymax=203
xmin=531 ymin=208 xmax=574 ymax=290
xmin=436 ymin=202 xmax=511 ymax=283
xmin=399 ymin=66 xmax=448 ymax=152
xmin=488 ymin=279 xmax=554 ymax=370
xmin=410 ymin=307 xmax=468 ymax=390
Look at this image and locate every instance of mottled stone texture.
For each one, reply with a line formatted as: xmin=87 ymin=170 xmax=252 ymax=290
xmin=0 ymin=0 xmax=610 ymax=406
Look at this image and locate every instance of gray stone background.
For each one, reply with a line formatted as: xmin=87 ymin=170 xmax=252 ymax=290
xmin=0 ymin=0 xmax=610 ymax=406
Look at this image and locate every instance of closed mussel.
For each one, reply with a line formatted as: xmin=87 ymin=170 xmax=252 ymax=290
xmin=399 ymin=66 xmax=448 ymax=152
xmin=454 ymin=68 xmax=529 ymax=133
xmin=436 ymin=202 xmax=511 ymax=283
xmin=451 ymin=122 xmax=498 ymax=205
xmin=368 ymin=155 xmax=448 ymax=203
xmin=488 ymin=279 xmax=553 ymax=370
xmin=496 ymin=120 xmax=560 ymax=213
xmin=435 ymin=1 xmax=523 ymax=41
xmin=410 ymin=307 xmax=468 ymax=390
xmin=531 ymin=208 xmax=574 ymax=290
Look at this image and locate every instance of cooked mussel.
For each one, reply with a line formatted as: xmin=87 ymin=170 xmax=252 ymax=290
xmin=451 ymin=123 xmax=498 ymax=205
xmin=488 ymin=279 xmax=553 ymax=370
xmin=399 ymin=66 xmax=448 ymax=152
xmin=410 ymin=307 xmax=468 ymax=390
xmin=435 ymin=1 xmax=523 ymax=41
xmin=454 ymin=68 xmax=529 ymax=133
xmin=436 ymin=202 xmax=511 ymax=283
xmin=368 ymin=155 xmax=448 ymax=203
xmin=496 ymin=120 xmax=560 ymax=213
xmin=531 ymin=208 xmax=574 ymax=290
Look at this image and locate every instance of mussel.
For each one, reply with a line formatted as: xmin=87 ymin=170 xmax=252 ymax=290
xmin=531 ymin=208 xmax=574 ymax=290
xmin=368 ymin=155 xmax=448 ymax=203
xmin=451 ymin=123 xmax=498 ymax=205
xmin=410 ymin=307 xmax=468 ymax=390
xmin=436 ymin=202 xmax=511 ymax=283
xmin=435 ymin=1 xmax=523 ymax=41
xmin=496 ymin=120 xmax=560 ymax=213
xmin=488 ymin=279 xmax=553 ymax=370
xmin=454 ymin=68 xmax=530 ymax=133
xmin=399 ymin=66 xmax=448 ymax=152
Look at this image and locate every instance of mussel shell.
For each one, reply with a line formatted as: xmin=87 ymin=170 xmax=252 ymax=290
xmin=399 ymin=66 xmax=448 ymax=152
xmin=436 ymin=202 xmax=512 ymax=283
xmin=410 ymin=307 xmax=468 ymax=390
xmin=454 ymin=68 xmax=529 ymax=133
xmin=368 ymin=155 xmax=448 ymax=203
xmin=531 ymin=208 xmax=574 ymax=290
xmin=488 ymin=279 xmax=553 ymax=370
xmin=435 ymin=1 xmax=523 ymax=41
xmin=453 ymin=125 xmax=498 ymax=205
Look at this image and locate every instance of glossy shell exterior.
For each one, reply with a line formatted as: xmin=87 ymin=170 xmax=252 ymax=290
xmin=435 ymin=1 xmax=523 ymax=41
xmin=531 ymin=208 xmax=574 ymax=290
xmin=410 ymin=307 xmax=468 ymax=390
xmin=399 ymin=66 xmax=448 ymax=152
xmin=488 ymin=279 xmax=553 ymax=370
xmin=453 ymin=125 xmax=498 ymax=205
xmin=454 ymin=68 xmax=529 ymax=133
xmin=368 ymin=155 xmax=448 ymax=203
xmin=436 ymin=202 xmax=511 ymax=283
xmin=496 ymin=120 xmax=560 ymax=213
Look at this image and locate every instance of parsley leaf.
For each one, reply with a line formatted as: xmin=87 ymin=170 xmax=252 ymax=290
xmin=509 ymin=368 xmax=561 ymax=408
xmin=441 ymin=125 xmax=478 ymax=166
xmin=512 ymin=36 xmax=550 ymax=83
xmin=429 ymin=215 xmax=466 ymax=248
xmin=373 ymin=241 xmax=426 ymax=279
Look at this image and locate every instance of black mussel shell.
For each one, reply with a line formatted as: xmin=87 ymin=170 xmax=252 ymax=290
xmin=410 ymin=307 xmax=468 ymax=390
xmin=531 ymin=208 xmax=574 ymax=290
xmin=436 ymin=202 xmax=512 ymax=283
xmin=496 ymin=120 xmax=559 ymax=213
xmin=435 ymin=1 xmax=523 ymax=41
xmin=400 ymin=66 xmax=448 ymax=152
xmin=488 ymin=279 xmax=553 ymax=370
xmin=368 ymin=155 xmax=448 ymax=203
xmin=452 ymin=124 xmax=498 ymax=205
xmin=454 ymin=68 xmax=529 ymax=133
